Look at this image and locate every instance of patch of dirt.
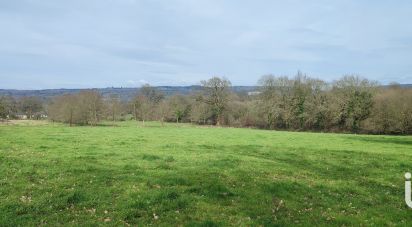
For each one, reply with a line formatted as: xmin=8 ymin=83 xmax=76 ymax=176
xmin=0 ymin=120 xmax=49 ymax=126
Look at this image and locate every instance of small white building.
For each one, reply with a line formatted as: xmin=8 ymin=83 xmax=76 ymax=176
xmin=247 ymin=91 xmax=261 ymax=96
xmin=16 ymin=114 xmax=28 ymax=120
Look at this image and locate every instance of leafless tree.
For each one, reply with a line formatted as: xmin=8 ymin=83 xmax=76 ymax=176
xmin=19 ymin=96 xmax=43 ymax=119
xmin=106 ymin=94 xmax=122 ymax=122
xmin=132 ymin=84 xmax=164 ymax=126
xmin=48 ymin=90 xmax=104 ymax=126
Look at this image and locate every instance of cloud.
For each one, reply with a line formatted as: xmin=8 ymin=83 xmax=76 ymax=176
xmin=0 ymin=0 xmax=411 ymax=89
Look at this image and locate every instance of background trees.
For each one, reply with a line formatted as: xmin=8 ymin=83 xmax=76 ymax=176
xmin=131 ymin=84 xmax=164 ymax=125
xmin=10 ymin=75 xmax=412 ymax=135
xmin=0 ymin=96 xmax=17 ymax=120
xmin=155 ymin=99 xmax=171 ymax=125
xmin=367 ymin=85 xmax=412 ymax=134
xmin=19 ymin=96 xmax=43 ymax=119
xmin=106 ymin=94 xmax=122 ymax=122
xmin=331 ymin=75 xmax=377 ymax=132
xmin=80 ymin=90 xmax=104 ymax=126
xmin=48 ymin=94 xmax=79 ymax=126
xmin=0 ymin=97 xmax=6 ymax=120
xmin=189 ymin=99 xmax=212 ymax=125
xmin=48 ymin=90 xmax=104 ymax=126
xmin=258 ymin=75 xmax=294 ymax=129
xmin=168 ymin=95 xmax=190 ymax=123
xmin=257 ymin=74 xmax=378 ymax=132
xmin=199 ymin=77 xmax=232 ymax=125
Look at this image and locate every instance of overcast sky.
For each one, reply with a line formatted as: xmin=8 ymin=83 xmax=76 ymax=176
xmin=0 ymin=0 xmax=411 ymax=89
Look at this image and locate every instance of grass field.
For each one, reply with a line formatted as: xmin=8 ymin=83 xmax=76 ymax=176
xmin=1 ymin=121 xmax=411 ymax=226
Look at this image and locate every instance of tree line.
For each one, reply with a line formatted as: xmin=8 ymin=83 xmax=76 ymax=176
xmin=1 ymin=74 xmax=411 ymax=134
xmin=0 ymin=96 xmax=44 ymax=120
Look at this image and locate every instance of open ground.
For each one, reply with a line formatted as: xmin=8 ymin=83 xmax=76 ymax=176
xmin=1 ymin=121 xmax=411 ymax=226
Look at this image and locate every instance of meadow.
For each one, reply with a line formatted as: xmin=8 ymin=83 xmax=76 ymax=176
xmin=0 ymin=120 xmax=411 ymax=226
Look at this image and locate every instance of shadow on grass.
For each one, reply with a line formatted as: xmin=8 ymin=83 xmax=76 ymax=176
xmin=186 ymin=143 xmax=405 ymax=183
xmin=346 ymin=136 xmax=412 ymax=146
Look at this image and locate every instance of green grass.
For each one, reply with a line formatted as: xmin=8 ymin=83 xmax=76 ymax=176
xmin=0 ymin=120 xmax=411 ymax=226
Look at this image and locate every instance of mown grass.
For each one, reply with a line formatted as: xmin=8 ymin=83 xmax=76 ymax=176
xmin=0 ymin=120 xmax=411 ymax=226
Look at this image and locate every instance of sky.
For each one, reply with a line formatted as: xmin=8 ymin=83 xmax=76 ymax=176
xmin=0 ymin=0 xmax=411 ymax=89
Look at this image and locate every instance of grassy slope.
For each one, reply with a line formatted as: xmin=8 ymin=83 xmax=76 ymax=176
xmin=0 ymin=121 xmax=411 ymax=226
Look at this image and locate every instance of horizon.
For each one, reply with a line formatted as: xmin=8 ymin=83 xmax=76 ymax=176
xmin=1 ymin=2 xmax=412 ymax=223
xmin=1 ymin=0 xmax=412 ymax=89
xmin=1 ymin=80 xmax=411 ymax=91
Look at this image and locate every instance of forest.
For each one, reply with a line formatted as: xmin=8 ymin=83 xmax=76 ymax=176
xmin=1 ymin=73 xmax=411 ymax=135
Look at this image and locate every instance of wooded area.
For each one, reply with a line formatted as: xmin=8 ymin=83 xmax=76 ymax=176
xmin=1 ymin=74 xmax=411 ymax=134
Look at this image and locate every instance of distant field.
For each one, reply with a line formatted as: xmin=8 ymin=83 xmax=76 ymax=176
xmin=0 ymin=121 xmax=411 ymax=226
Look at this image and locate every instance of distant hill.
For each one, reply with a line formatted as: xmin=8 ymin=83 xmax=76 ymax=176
xmin=1 ymin=84 xmax=410 ymax=100
xmin=0 ymin=86 xmax=259 ymax=100
xmin=398 ymin=84 xmax=412 ymax=88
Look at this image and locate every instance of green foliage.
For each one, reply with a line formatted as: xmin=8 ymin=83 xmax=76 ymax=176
xmin=0 ymin=121 xmax=411 ymax=225
xmin=200 ymin=77 xmax=232 ymax=125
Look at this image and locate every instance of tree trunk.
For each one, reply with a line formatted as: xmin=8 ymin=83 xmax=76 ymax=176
xmin=134 ymin=104 xmax=138 ymax=122
xmin=69 ymin=109 xmax=73 ymax=127
xmin=216 ymin=114 xmax=221 ymax=126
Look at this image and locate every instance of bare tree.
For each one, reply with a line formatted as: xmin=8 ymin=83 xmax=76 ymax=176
xmin=48 ymin=94 xmax=79 ymax=126
xmin=155 ymin=99 xmax=171 ymax=126
xmin=132 ymin=95 xmax=150 ymax=126
xmin=189 ymin=98 xmax=212 ymax=124
xmin=140 ymin=84 xmax=164 ymax=105
xmin=80 ymin=90 xmax=104 ymax=126
xmin=106 ymin=94 xmax=122 ymax=122
xmin=19 ymin=96 xmax=43 ymax=119
xmin=368 ymin=86 xmax=412 ymax=134
xmin=48 ymin=90 xmax=104 ymax=126
xmin=132 ymin=84 xmax=164 ymax=126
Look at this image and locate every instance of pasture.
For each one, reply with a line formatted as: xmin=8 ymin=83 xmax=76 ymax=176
xmin=0 ymin=121 xmax=411 ymax=226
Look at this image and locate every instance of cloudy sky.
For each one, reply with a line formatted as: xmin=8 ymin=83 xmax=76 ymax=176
xmin=0 ymin=0 xmax=411 ymax=89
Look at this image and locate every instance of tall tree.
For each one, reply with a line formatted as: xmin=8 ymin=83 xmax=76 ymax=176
xmin=106 ymin=94 xmax=122 ymax=122
xmin=48 ymin=94 xmax=79 ymax=126
xmin=258 ymin=75 xmax=293 ymax=129
xmin=155 ymin=99 xmax=171 ymax=126
xmin=199 ymin=77 xmax=232 ymax=125
xmin=132 ymin=95 xmax=150 ymax=125
xmin=331 ymin=75 xmax=377 ymax=131
xmin=0 ymin=96 xmax=16 ymax=120
xmin=169 ymin=95 xmax=190 ymax=123
xmin=80 ymin=90 xmax=104 ymax=126
xmin=132 ymin=84 xmax=164 ymax=125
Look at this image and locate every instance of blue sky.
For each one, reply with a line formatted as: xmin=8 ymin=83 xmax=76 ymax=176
xmin=0 ymin=0 xmax=411 ymax=89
